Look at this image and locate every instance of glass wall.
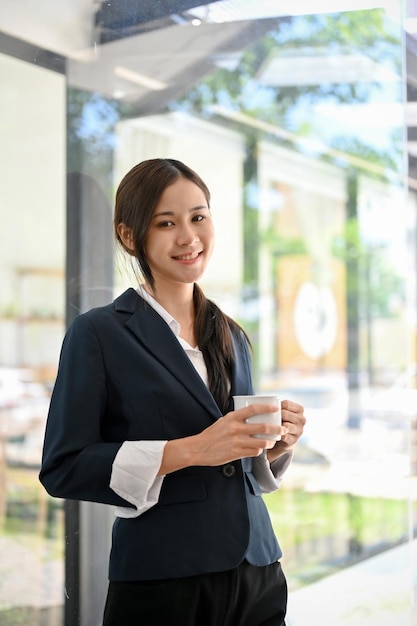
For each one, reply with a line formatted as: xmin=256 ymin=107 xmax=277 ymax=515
xmin=0 ymin=50 xmax=66 ymax=624
xmin=0 ymin=1 xmax=415 ymax=625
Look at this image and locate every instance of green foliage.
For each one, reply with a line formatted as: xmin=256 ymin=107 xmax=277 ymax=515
xmin=332 ymin=217 xmax=405 ymax=318
xmin=0 ymin=606 xmax=62 ymax=625
xmin=262 ymin=228 xmax=307 ymax=257
xmin=174 ymin=10 xmax=402 ymax=172
xmin=264 ymin=488 xmax=409 ymax=588
xmin=325 ymin=136 xmax=401 ymax=174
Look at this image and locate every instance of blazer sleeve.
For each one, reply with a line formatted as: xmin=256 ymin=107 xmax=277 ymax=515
xmin=39 ymin=313 xmax=134 ymax=508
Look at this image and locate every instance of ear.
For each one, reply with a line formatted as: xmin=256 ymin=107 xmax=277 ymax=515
xmin=117 ymin=223 xmax=135 ymax=253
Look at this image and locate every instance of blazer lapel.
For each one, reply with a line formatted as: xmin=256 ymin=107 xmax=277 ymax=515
xmin=114 ymin=289 xmax=222 ymax=420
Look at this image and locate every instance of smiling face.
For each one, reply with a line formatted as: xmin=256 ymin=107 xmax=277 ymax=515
xmin=143 ymin=176 xmax=215 ymax=292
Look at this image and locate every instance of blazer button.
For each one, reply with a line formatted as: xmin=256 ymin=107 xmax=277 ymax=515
xmin=222 ymin=464 xmax=236 ymax=478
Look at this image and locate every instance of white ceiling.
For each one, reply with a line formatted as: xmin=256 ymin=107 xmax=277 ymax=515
xmin=0 ymin=0 xmax=96 ymax=57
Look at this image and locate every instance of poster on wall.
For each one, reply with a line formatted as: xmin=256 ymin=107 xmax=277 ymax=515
xmin=277 ymin=255 xmax=346 ymax=370
xmin=270 ymin=181 xmax=347 ymax=371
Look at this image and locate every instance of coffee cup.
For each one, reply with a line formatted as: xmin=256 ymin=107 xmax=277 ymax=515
xmin=233 ymin=395 xmax=281 ymax=441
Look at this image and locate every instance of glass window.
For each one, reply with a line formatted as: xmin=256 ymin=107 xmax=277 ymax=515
xmin=0 ymin=52 xmax=66 ymax=623
xmin=0 ymin=1 xmax=415 ymax=625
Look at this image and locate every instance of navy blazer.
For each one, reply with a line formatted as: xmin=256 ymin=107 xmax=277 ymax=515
xmin=40 ymin=288 xmax=280 ymax=580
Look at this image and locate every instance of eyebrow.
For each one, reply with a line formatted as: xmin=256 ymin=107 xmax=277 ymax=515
xmin=152 ymin=205 xmax=209 ymax=219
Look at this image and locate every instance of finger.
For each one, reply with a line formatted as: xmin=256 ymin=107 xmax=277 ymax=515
xmin=280 ymin=419 xmax=305 ymax=445
xmin=242 ymin=403 xmax=280 ymax=418
xmin=282 ymin=405 xmax=306 ymax=424
xmin=281 ymin=399 xmax=304 ymax=413
xmin=245 ymin=423 xmax=288 ymax=442
xmin=229 ymin=405 xmax=279 ymax=428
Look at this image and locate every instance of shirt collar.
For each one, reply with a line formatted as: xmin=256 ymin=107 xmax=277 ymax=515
xmin=136 ymin=284 xmax=180 ymax=338
xmin=136 ymin=285 xmax=206 ymax=383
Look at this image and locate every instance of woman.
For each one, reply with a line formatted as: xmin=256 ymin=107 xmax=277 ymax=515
xmin=40 ymin=158 xmax=305 ymax=625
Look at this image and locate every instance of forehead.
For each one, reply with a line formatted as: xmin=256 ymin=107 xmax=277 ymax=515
xmin=154 ymin=177 xmax=208 ymax=210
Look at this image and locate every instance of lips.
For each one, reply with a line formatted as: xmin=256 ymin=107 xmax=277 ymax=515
xmin=173 ymin=251 xmax=201 ymax=261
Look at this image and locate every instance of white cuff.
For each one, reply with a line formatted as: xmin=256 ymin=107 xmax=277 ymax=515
xmin=110 ymin=440 xmax=167 ymax=518
xmin=252 ymin=450 xmax=294 ymax=493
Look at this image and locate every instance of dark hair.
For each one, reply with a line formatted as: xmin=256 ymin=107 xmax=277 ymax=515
xmin=114 ymin=158 xmax=250 ymax=412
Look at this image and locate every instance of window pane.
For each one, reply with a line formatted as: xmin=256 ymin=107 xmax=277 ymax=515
xmin=0 ymin=2 xmax=415 ymax=625
xmin=0 ymin=52 xmax=65 ymax=623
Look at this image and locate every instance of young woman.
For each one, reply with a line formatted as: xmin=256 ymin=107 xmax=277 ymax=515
xmin=40 ymin=158 xmax=305 ymax=625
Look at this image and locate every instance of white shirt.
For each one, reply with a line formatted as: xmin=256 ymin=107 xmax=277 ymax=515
xmin=110 ymin=285 xmax=293 ymax=518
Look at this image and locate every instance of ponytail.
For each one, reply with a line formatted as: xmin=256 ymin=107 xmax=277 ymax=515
xmin=193 ymin=284 xmax=250 ymax=413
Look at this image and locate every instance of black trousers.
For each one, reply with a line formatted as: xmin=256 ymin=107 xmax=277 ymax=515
xmin=102 ymin=560 xmax=287 ymax=626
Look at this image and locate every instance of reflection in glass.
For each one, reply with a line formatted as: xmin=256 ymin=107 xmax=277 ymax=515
xmin=0 ymin=1 xmax=415 ymax=625
xmin=0 ymin=52 xmax=65 ymax=624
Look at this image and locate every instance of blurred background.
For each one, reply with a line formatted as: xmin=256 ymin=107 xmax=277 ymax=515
xmin=0 ymin=1 xmax=416 ymax=624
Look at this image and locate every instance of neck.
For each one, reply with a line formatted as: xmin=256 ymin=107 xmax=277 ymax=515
xmin=144 ymin=281 xmax=195 ymax=324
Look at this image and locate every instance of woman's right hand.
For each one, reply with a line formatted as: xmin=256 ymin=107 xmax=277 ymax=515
xmin=158 ymin=404 xmax=288 ymax=476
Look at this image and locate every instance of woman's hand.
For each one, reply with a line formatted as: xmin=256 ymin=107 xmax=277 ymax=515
xmin=159 ymin=404 xmax=288 ymax=475
xmin=266 ymin=400 xmax=306 ymax=463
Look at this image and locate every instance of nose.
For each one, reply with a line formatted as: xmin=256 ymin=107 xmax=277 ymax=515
xmin=177 ymin=222 xmax=199 ymax=246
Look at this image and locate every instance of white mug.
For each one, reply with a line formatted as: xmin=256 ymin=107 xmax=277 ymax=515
xmin=233 ymin=395 xmax=281 ymax=441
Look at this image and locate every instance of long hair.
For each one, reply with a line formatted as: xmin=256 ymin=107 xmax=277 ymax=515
xmin=114 ymin=158 xmax=249 ymax=412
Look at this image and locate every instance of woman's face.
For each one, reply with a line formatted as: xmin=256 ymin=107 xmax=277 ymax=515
xmin=144 ymin=176 xmax=215 ymax=290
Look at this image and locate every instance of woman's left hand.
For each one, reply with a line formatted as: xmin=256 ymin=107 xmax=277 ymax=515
xmin=266 ymin=399 xmax=306 ymax=463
